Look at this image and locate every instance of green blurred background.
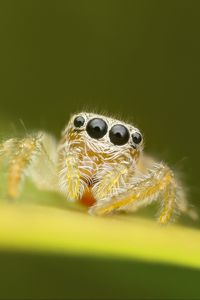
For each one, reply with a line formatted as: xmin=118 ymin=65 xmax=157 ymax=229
xmin=0 ymin=0 xmax=200 ymax=298
xmin=0 ymin=0 xmax=200 ymax=210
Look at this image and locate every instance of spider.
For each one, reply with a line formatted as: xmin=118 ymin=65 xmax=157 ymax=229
xmin=0 ymin=112 xmax=196 ymax=224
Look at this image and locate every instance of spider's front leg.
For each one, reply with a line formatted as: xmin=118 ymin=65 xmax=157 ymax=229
xmin=90 ymin=162 xmax=189 ymax=224
xmin=0 ymin=132 xmax=58 ymax=199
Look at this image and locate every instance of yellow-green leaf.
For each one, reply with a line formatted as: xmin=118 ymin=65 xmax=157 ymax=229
xmin=0 ymin=203 xmax=200 ymax=269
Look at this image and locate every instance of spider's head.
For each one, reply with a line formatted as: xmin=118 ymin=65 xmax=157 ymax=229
xmin=64 ymin=112 xmax=143 ymax=163
xmin=59 ymin=112 xmax=143 ymax=204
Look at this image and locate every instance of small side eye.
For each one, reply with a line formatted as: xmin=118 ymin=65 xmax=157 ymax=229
xmin=109 ymin=124 xmax=130 ymax=146
xmin=86 ymin=118 xmax=108 ymax=139
xmin=74 ymin=116 xmax=85 ymax=128
xmin=132 ymin=132 xmax=142 ymax=145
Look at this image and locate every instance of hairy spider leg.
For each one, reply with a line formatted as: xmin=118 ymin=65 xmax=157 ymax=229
xmin=89 ymin=163 xmax=187 ymax=224
xmin=0 ymin=133 xmax=58 ymax=199
xmin=6 ymin=136 xmax=42 ymax=198
xmin=0 ymin=139 xmax=18 ymax=161
xmin=29 ymin=132 xmax=58 ymax=192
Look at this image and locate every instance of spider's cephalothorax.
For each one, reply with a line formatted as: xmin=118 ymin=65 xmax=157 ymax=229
xmin=58 ymin=113 xmax=143 ymax=206
xmin=0 ymin=112 xmax=197 ymax=224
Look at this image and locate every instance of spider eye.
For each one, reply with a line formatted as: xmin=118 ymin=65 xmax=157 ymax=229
xmin=86 ymin=118 xmax=108 ymax=139
xmin=109 ymin=124 xmax=130 ymax=146
xmin=132 ymin=132 xmax=142 ymax=144
xmin=74 ymin=116 xmax=85 ymax=128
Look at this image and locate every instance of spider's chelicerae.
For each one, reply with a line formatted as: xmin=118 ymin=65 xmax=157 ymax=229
xmin=0 ymin=112 xmax=196 ymax=224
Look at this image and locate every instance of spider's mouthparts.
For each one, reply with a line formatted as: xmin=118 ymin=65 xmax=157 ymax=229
xmin=79 ymin=187 xmax=96 ymax=207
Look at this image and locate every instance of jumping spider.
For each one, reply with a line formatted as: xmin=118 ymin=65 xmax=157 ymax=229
xmin=0 ymin=112 xmax=196 ymax=224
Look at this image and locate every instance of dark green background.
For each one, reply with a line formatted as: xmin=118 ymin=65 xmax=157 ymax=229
xmin=1 ymin=0 xmax=200 ymax=206
xmin=0 ymin=1 xmax=200 ymax=298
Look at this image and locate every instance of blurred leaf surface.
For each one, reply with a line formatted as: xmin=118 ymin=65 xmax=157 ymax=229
xmin=0 ymin=203 xmax=200 ymax=269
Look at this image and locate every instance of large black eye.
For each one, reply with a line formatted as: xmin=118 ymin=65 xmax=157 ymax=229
xmin=74 ymin=116 xmax=85 ymax=128
xmin=109 ymin=124 xmax=130 ymax=146
xmin=132 ymin=132 xmax=142 ymax=144
xmin=86 ymin=118 xmax=108 ymax=139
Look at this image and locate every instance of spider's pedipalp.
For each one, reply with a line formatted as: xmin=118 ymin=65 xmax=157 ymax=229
xmin=64 ymin=153 xmax=81 ymax=201
xmin=92 ymin=163 xmax=131 ymax=201
xmin=58 ymin=136 xmax=86 ymax=202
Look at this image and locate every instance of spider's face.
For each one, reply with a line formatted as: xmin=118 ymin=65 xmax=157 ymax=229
xmin=59 ymin=112 xmax=144 ymax=203
xmin=64 ymin=112 xmax=143 ymax=163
